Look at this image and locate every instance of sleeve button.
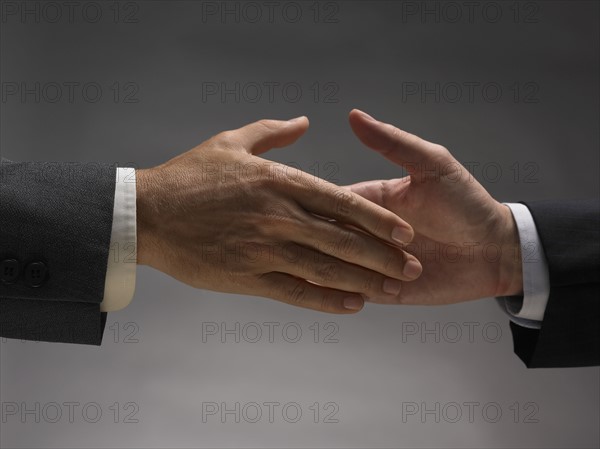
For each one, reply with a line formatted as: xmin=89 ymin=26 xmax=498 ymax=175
xmin=24 ymin=261 xmax=48 ymax=288
xmin=0 ymin=259 xmax=20 ymax=285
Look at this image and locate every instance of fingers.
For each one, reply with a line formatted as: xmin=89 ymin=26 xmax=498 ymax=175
xmin=273 ymin=243 xmax=416 ymax=300
xmin=256 ymin=272 xmax=364 ymax=314
xmin=292 ymin=217 xmax=422 ymax=282
xmin=290 ymin=177 xmax=415 ymax=246
xmin=348 ymin=109 xmax=451 ymax=177
xmin=233 ymin=117 xmax=310 ymax=155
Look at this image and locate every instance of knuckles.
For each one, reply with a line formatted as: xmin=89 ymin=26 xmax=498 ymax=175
xmin=214 ymin=130 xmax=238 ymax=147
xmin=336 ymin=230 xmax=359 ymax=257
xmin=332 ymin=189 xmax=358 ymax=218
xmin=260 ymin=201 xmax=306 ymax=237
xmin=431 ymin=143 xmax=452 ymax=161
xmin=313 ymin=261 xmax=339 ymax=283
xmin=288 ymin=280 xmax=309 ymax=304
xmin=318 ymin=293 xmax=339 ymax=314
xmin=382 ymin=250 xmax=400 ymax=273
xmin=361 ymin=273 xmax=379 ymax=295
xmin=255 ymin=119 xmax=280 ymax=131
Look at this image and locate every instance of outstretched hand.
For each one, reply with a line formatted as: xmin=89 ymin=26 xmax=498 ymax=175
xmin=345 ymin=110 xmax=523 ymax=305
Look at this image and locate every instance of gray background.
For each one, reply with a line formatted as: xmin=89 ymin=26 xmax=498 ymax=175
xmin=1 ymin=1 xmax=599 ymax=448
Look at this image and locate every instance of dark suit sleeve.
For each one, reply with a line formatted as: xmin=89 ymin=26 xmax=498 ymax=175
xmin=509 ymin=199 xmax=600 ymax=368
xmin=0 ymin=159 xmax=116 ymax=345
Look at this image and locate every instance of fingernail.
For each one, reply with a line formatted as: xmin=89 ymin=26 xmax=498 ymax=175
xmin=357 ymin=110 xmax=376 ymax=121
xmin=403 ymin=259 xmax=423 ymax=279
xmin=344 ymin=297 xmax=364 ymax=311
xmin=288 ymin=116 xmax=306 ymax=123
xmin=392 ymin=226 xmax=413 ymax=244
xmin=383 ymin=278 xmax=402 ymax=295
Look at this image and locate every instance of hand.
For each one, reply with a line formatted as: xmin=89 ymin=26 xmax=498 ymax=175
xmin=136 ymin=117 xmax=423 ymax=313
xmin=344 ymin=110 xmax=523 ymax=305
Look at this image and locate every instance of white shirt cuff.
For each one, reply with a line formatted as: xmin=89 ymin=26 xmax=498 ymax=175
xmin=497 ymin=203 xmax=550 ymax=328
xmin=100 ymin=167 xmax=137 ymax=312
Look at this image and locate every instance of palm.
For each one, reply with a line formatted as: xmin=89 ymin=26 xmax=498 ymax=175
xmin=345 ymin=109 xmax=519 ymax=305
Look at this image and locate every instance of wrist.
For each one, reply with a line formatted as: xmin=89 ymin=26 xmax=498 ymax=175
xmin=494 ymin=204 xmax=524 ymax=297
xmin=136 ymin=168 xmax=160 ymax=267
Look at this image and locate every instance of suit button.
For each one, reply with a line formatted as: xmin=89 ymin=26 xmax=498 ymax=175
xmin=0 ymin=259 xmax=20 ymax=284
xmin=24 ymin=261 xmax=47 ymax=287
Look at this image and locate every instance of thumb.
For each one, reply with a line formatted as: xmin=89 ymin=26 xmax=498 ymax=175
xmin=349 ymin=109 xmax=450 ymax=177
xmin=236 ymin=116 xmax=309 ymax=155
